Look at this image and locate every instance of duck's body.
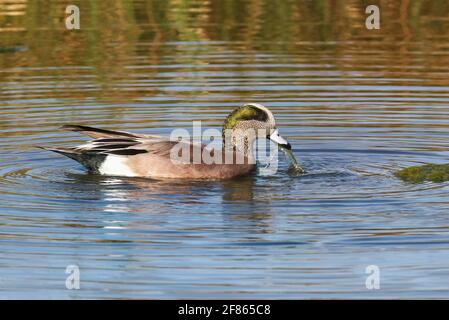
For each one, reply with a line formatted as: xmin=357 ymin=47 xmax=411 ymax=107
xmin=41 ymin=125 xmax=254 ymax=179
xmin=40 ymin=103 xmax=293 ymax=180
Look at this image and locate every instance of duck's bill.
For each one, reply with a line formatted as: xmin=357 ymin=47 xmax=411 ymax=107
xmin=269 ymin=129 xmax=291 ymax=150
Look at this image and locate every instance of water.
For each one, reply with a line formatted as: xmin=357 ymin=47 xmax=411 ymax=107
xmin=1 ymin=0 xmax=449 ymax=299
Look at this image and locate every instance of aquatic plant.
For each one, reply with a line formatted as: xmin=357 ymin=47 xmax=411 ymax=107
xmin=395 ymin=163 xmax=449 ymax=183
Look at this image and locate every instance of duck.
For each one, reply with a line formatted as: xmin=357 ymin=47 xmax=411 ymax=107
xmin=39 ymin=103 xmax=294 ymax=179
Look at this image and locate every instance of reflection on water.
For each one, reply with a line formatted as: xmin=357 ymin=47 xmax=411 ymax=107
xmin=1 ymin=0 xmax=449 ymax=298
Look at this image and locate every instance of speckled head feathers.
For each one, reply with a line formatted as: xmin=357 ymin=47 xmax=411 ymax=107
xmin=222 ymin=103 xmax=275 ymax=131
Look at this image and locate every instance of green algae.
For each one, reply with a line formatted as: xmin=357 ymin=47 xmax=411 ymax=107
xmin=395 ymin=163 xmax=449 ymax=183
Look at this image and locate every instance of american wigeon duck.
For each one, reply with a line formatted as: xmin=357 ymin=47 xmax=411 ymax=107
xmin=39 ymin=103 xmax=300 ymax=179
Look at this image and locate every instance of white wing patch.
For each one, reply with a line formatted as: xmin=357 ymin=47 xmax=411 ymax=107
xmin=99 ymin=155 xmax=137 ymax=177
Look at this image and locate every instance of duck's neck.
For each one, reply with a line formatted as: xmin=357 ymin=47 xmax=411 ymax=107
xmin=222 ymin=135 xmax=256 ymax=163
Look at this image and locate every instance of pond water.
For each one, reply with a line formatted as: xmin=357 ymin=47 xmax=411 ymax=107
xmin=1 ymin=0 xmax=449 ymax=299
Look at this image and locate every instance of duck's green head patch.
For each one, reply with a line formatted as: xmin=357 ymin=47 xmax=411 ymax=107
xmin=395 ymin=163 xmax=449 ymax=183
xmin=222 ymin=104 xmax=269 ymax=131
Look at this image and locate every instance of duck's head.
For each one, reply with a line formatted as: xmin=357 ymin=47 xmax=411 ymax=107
xmin=222 ymin=103 xmax=291 ymax=153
